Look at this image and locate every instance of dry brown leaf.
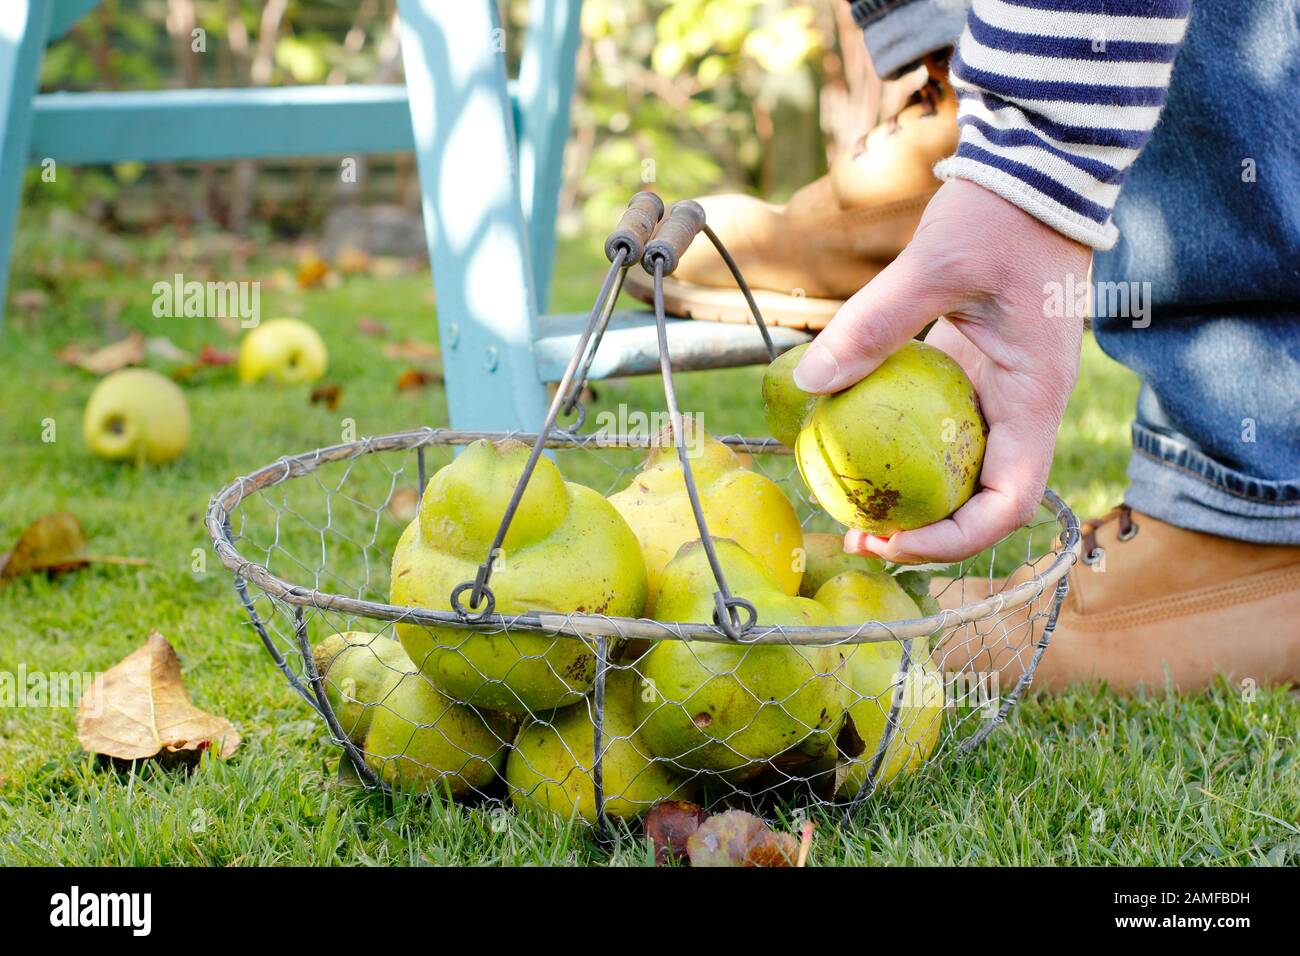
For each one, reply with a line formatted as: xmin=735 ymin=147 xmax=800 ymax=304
xmin=76 ymin=631 xmax=240 ymax=761
xmin=383 ymin=339 xmax=441 ymax=364
xmin=0 ymin=512 xmax=146 ymax=584
xmin=198 ymin=344 xmax=236 ymax=366
xmin=686 ymin=809 xmax=801 ymax=868
xmin=645 ymin=800 xmax=708 ymax=866
xmin=742 ymin=830 xmax=800 ymax=868
xmin=369 ymin=256 xmax=407 ymax=279
xmin=296 ymin=254 xmax=331 ymax=289
xmin=796 ymin=818 xmax=815 ymax=867
xmin=388 ymin=487 xmax=420 ymax=522
xmin=56 ymin=331 xmax=145 ymax=375
xmin=396 ymin=367 xmax=442 ymax=392
xmin=356 ymin=315 xmax=388 ymax=338
xmin=145 ymin=335 xmax=192 ymax=364
xmin=12 ymin=289 xmax=49 ymax=312
xmin=309 ymin=382 xmax=342 ymax=411
xmin=334 ymin=244 xmax=372 ymax=275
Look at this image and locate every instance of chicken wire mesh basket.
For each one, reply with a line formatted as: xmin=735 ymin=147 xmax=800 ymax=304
xmin=205 ymin=194 xmax=1081 ymax=830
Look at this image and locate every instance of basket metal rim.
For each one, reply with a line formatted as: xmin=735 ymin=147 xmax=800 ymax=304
xmin=204 ymin=427 xmax=1082 ymax=646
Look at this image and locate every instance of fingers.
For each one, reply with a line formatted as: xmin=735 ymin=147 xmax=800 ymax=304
xmin=793 ymin=250 xmax=949 ymax=394
xmin=842 ymin=417 xmax=1054 ymax=564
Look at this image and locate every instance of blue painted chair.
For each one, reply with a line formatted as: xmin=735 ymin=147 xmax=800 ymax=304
xmin=0 ymin=0 xmax=807 ymax=431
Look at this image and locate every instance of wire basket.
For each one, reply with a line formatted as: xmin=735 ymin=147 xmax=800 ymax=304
xmin=205 ymin=194 xmax=1081 ymax=829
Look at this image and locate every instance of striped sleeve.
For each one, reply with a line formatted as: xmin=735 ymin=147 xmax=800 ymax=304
xmin=933 ymin=0 xmax=1191 ymax=249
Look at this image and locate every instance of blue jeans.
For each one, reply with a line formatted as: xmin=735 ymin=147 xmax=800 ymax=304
xmin=855 ymin=0 xmax=1300 ymax=544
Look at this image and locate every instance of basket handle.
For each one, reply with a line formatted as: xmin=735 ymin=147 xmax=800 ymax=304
xmin=451 ymin=193 xmax=772 ymax=640
xmin=642 ymin=199 xmax=706 ymax=275
xmin=642 ymin=200 xmax=777 ymax=363
xmin=605 ymin=191 xmax=665 ymax=264
xmin=449 ymin=200 xmax=657 ymax=620
xmin=644 ymin=202 xmax=760 ymax=640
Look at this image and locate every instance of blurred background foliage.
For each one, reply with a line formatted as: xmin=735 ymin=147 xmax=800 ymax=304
xmin=29 ymin=0 xmax=886 ymax=241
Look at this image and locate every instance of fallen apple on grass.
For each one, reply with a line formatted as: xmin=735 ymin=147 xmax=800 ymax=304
xmin=238 ymin=317 xmax=328 ymax=385
xmin=83 ymin=367 xmax=191 ymax=465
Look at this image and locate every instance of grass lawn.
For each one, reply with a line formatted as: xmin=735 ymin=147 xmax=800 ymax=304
xmin=1 ymin=221 xmax=1296 ymax=866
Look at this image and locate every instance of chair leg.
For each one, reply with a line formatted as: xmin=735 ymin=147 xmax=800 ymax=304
xmin=0 ymin=0 xmax=52 ymax=330
xmin=397 ymin=0 xmax=550 ymax=434
xmin=516 ymin=0 xmax=582 ymax=313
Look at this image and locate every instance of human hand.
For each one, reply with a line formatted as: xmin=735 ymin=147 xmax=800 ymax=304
xmin=793 ymin=178 xmax=1091 ymax=563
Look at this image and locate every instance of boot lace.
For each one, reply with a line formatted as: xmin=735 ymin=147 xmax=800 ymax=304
xmin=886 ymin=52 xmax=951 ymax=133
xmin=1081 ymin=505 xmax=1139 ymax=566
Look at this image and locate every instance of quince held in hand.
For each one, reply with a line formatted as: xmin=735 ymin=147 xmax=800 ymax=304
xmin=762 ymin=341 xmax=986 ymax=536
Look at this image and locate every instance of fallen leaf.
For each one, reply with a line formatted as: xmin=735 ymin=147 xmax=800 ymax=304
xmin=12 ymin=289 xmax=49 ymax=312
xmin=356 ymin=315 xmax=388 ymax=337
xmin=646 ymin=800 xmax=708 ymax=866
xmin=310 ymin=382 xmax=342 ymax=411
xmin=383 ymin=339 xmax=441 ymax=364
xmin=0 ymin=513 xmax=146 ymax=584
xmin=197 ymin=344 xmax=236 ymax=366
xmin=297 ymin=254 xmax=331 ymax=289
xmin=686 ymin=809 xmax=799 ymax=868
xmin=334 ymin=244 xmax=372 ymax=275
xmin=743 ymin=830 xmax=800 ymax=868
xmin=56 ymin=331 xmax=145 ymax=375
xmin=145 ymin=335 xmax=192 ymax=364
xmin=77 ymin=631 xmax=240 ymax=761
xmin=396 ymin=367 xmax=442 ymax=392
xmin=388 ymin=488 xmax=420 ymax=522
xmin=369 ymin=256 xmax=406 ymax=279
xmin=796 ymin=818 xmax=814 ymax=867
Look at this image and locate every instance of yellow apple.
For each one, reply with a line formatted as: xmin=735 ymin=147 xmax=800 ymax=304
xmin=82 ymin=368 xmax=191 ymax=465
xmin=238 ymin=317 xmax=328 ymax=385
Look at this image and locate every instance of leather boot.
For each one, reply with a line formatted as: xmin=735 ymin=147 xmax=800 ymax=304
xmin=625 ymin=55 xmax=957 ymax=330
xmin=933 ymin=507 xmax=1300 ymax=693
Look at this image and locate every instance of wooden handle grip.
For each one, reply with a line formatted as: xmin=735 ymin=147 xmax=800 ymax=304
xmin=642 ymin=200 xmax=706 ymax=275
xmin=604 ymin=191 xmax=665 ymax=264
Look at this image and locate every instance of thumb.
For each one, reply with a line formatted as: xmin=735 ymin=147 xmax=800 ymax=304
xmin=793 ymin=249 xmax=949 ymax=394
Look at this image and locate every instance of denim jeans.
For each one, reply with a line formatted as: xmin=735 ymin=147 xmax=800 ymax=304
xmin=856 ymin=0 xmax=1300 ymax=544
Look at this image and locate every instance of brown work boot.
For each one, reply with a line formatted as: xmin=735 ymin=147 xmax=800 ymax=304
xmin=625 ymin=55 xmax=957 ymax=330
xmin=933 ymin=507 xmax=1300 ymax=693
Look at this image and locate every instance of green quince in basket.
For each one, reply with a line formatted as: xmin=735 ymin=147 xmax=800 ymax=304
xmin=507 ymin=668 xmax=695 ymax=823
xmin=814 ymin=569 xmax=943 ymax=793
xmin=797 ymin=531 xmax=886 ymax=597
xmin=362 ymin=669 xmax=514 ymax=797
xmin=762 ymin=341 xmax=987 ymax=535
xmin=390 ymin=438 xmax=647 ymax=714
xmin=608 ymin=428 xmax=804 ymax=613
xmin=311 ymin=631 xmax=411 ymax=745
xmin=634 ymin=539 xmax=850 ymax=777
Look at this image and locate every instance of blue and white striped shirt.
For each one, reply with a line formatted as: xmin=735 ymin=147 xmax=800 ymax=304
xmin=932 ymin=0 xmax=1191 ymax=249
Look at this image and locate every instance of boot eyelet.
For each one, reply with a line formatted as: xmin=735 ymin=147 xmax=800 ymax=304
xmin=1082 ymin=547 xmax=1105 ymax=566
xmin=1117 ymin=522 xmax=1139 ymax=542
